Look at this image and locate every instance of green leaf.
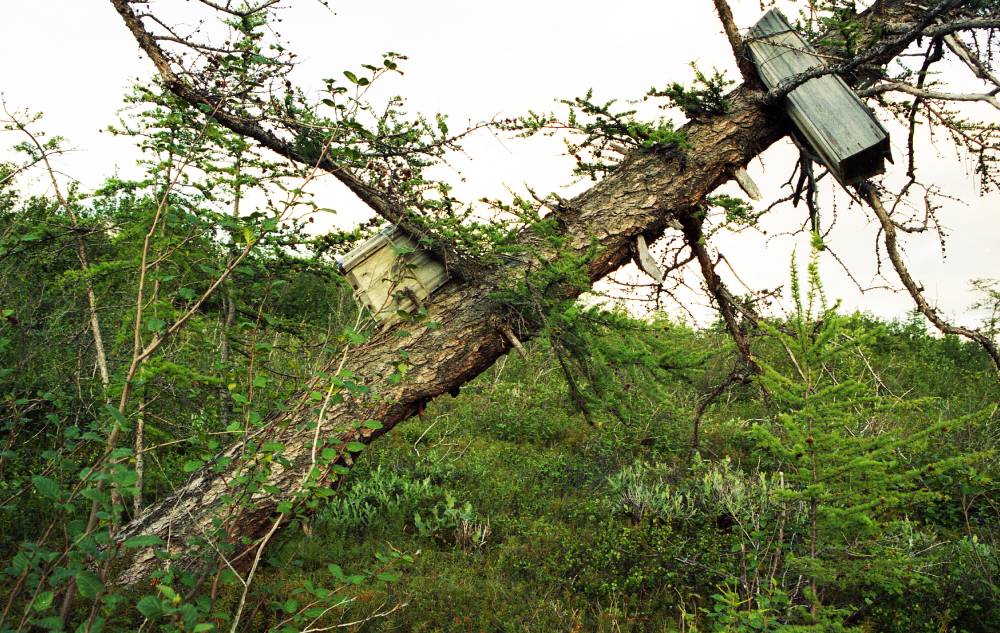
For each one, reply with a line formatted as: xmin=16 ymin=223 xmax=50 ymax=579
xmin=29 ymin=616 xmax=63 ymax=631
xmin=32 ymin=591 xmax=54 ymax=612
xmin=146 ymin=318 xmax=166 ymax=333
xmin=345 ymin=441 xmax=365 ymax=453
xmin=32 ymin=475 xmax=60 ymax=499
xmin=363 ymin=420 xmax=384 ymax=431
xmin=193 ymin=624 xmax=215 ymax=632
xmin=75 ymin=570 xmax=103 ymax=599
xmin=277 ymin=501 xmax=292 ymax=513
xmin=377 ymin=571 xmax=400 ymax=583
xmin=343 ymin=327 xmax=367 ymax=345
xmin=156 ymin=584 xmax=178 ymax=601
xmin=177 ymin=287 xmax=197 ymax=301
xmin=123 ymin=535 xmax=166 ymax=549
xmin=136 ymin=595 xmax=163 ymax=619
xmin=104 ymin=404 xmax=127 ymax=427
xmin=182 ymin=459 xmax=204 ymax=473
xmin=343 ymin=70 xmax=359 ymax=84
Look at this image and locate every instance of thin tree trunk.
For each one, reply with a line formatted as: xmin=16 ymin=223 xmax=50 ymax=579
xmin=133 ymin=389 xmax=146 ymax=516
xmin=219 ymin=156 xmax=242 ymax=427
xmin=135 ymin=160 xmax=171 ymax=517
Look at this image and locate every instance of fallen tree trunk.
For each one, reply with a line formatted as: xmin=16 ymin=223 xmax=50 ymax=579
xmin=114 ymin=88 xmax=784 ymax=584
xmin=110 ymin=0 xmax=944 ymax=583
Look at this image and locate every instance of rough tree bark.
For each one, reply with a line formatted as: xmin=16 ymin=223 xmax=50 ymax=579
xmin=109 ymin=0 xmax=962 ymax=583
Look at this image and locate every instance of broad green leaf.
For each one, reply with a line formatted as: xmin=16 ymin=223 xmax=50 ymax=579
xmin=29 ymin=616 xmax=63 ymax=631
xmin=146 ymin=318 xmax=166 ymax=333
xmin=182 ymin=459 xmax=204 ymax=473
xmin=32 ymin=590 xmax=54 ymax=612
xmin=32 ymin=475 xmax=60 ymax=499
xmin=75 ymin=570 xmax=103 ymax=599
xmin=136 ymin=595 xmax=163 ymax=619
xmin=123 ymin=534 xmax=166 ymax=549
xmin=343 ymin=327 xmax=367 ymax=345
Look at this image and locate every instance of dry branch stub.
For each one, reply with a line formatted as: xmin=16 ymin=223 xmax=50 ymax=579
xmin=734 ymin=167 xmax=762 ymax=200
xmin=338 ymin=225 xmax=450 ymax=324
xmin=634 ymin=234 xmax=665 ymax=284
xmin=747 ymin=9 xmax=892 ymax=184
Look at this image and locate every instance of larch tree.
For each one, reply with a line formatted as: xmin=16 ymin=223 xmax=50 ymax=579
xmin=96 ymin=0 xmax=1000 ymax=586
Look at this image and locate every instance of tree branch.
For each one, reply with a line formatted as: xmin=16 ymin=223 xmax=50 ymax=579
xmin=857 ymin=182 xmax=1000 ymax=377
xmin=712 ymin=0 xmax=755 ymax=81
xmin=763 ymin=0 xmax=967 ymax=103
xmin=107 ymin=0 xmax=486 ymax=278
xmin=860 ymin=80 xmax=1000 ymax=110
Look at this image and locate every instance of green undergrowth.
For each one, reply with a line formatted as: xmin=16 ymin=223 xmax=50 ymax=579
xmin=258 ymin=314 xmax=1000 ymax=632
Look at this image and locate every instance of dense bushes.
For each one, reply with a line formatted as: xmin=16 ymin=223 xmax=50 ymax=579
xmin=248 ymin=303 xmax=999 ymax=631
xmin=2 ymin=156 xmax=997 ymax=629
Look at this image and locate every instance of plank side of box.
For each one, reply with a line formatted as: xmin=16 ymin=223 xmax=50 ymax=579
xmin=747 ymin=9 xmax=890 ymax=184
xmin=341 ymin=227 xmax=449 ymax=324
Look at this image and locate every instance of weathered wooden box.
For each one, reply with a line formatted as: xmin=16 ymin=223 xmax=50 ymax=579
xmin=338 ymin=225 xmax=449 ymax=324
xmin=747 ymin=9 xmax=891 ymax=184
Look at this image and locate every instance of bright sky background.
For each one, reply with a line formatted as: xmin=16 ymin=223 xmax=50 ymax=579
xmin=1 ymin=0 xmax=998 ymax=327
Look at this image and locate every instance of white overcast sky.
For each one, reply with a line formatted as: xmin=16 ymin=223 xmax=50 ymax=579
xmin=1 ymin=0 xmax=998 ymax=326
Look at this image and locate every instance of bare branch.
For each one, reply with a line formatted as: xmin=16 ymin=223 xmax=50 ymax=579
xmin=857 ymin=182 xmax=1000 ymax=377
xmin=890 ymin=17 xmax=1000 ymax=37
xmin=763 ymin=0 xmax=967 ymax=103
xmin=677 ymin=208 xmax=761 ymax=375
xmin=944 ymin=32 xmax=1000 ymax=90
xmin=860 ymin=80 xmax=1000 ymax=110
xmin=712 ymin=0 xmax=755 ymax=81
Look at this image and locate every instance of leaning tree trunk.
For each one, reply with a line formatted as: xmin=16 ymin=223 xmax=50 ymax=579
xmin=111 ymin=0 xmax=938 ymax=583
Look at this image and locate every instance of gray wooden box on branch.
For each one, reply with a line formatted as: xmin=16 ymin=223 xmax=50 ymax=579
xmin=338 ymin=225 xmax=450 ymax=324
xmin=746 ymin=9 xmax=891 ymax=184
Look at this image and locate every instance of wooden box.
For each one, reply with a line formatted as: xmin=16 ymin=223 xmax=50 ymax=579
xmin=747 ymin=9 xmax=891 ymax=184
xmin=339 ymin=225 xmax=450 ymax=324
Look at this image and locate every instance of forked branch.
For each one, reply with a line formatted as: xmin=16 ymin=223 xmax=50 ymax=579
xmin=857 ymin=182 xmax=1000 ymax=377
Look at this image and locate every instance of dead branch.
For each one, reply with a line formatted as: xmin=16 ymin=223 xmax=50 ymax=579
xmin=857 ymin=182 xmax=1000 ymax=377
xmin=711 ymin=0 xmax=756 ymax=81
